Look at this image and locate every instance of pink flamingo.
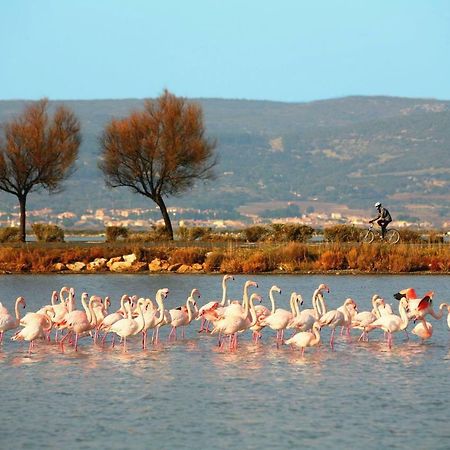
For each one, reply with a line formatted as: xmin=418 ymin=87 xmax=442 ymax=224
xmin=0 ymin=297 xmax=26 ymax=343
xmin=59 ymin=293 xmax=96 ymax=351
xmin=169 ymin=289 xmax=200 ymax=340
xmin=284 ymin=322 xmax=322 ymax=356
xmin=319 ymin=298 xmax=357 ymax=348
xmin=11 ymin=313 xmax=52 ymax=354
xmin=211 ymin=293 xmax=261 ymax=350
xmin=197 ymin=275 xmax=234 ymax=332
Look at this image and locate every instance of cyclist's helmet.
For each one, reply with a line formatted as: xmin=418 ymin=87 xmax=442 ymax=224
xmin=374 ymin=202 xmax=381 ymax=208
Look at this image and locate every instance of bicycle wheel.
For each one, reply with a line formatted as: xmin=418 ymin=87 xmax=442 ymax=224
xmin=361 ymin=230 xmax=375 ymax=243
xmin=385 ymin=229 xmax=400 ymax=244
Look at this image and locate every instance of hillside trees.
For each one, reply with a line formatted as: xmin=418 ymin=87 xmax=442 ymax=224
xmin=99 ymin=90 xmax=217 ymax=240
xmin=0 ymin=99 xmax=80 ymax=242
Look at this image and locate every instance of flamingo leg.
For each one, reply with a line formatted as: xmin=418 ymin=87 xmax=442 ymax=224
xmin=74 ymin=333 xmax=79 ymax=352
xmin=28 ymin=341 xmax=33 ymax=355
xmin=0 ymin=331 xmax=3 ymax=344
xmin=404 ymin=329 xmax=409 ymax=341
xmin=182 ymin=327 xmax=185 ymax=339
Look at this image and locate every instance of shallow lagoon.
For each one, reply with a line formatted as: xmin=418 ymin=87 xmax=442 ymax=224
xmin=1 ymin=274 xmax=450 ymax=449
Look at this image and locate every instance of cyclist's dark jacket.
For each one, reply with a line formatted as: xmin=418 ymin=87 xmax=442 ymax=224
xmin=374 ymin=208 xmax=392 ymax=222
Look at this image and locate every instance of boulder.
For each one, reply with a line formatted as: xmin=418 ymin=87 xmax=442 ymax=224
xmin=87 ymin=258 xmax=108 ymax=271
xmin=168 ymin=263 xmax=183 ymax=272
xmin=107 ymin=256 xmax=122 ymax=268
xmin=132 ymin=262 xmax=148 ymax=272
xmin=66 ymin=262 xmax=86 ymax=272
xmin=109 ymin=261 xmax=134 ymax=272
xmin=123 ymin=253 xmax=137 ymax=263
xmin=192 ymin=263 xmax=203 ymax=272
xmin=177 ymin=264 xmax=190 ymax=273
xmin=149 ymin=258 xmax=163 ymax=272
xmin=51 ymin=262 xmax=66 ymax=272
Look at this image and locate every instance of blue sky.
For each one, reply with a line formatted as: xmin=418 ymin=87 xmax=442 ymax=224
xmin=0 ymin=0 xmax=449 ymax=102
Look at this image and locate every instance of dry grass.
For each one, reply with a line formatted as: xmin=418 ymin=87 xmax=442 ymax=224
xmin=0 ymin=242 xmax=448 ymax=273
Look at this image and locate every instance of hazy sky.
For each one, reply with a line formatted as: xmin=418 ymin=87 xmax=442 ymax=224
xmin=1 ymin=0 xmax=449 ymax=102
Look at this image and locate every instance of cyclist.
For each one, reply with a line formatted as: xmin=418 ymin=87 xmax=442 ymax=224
xmin=369 ymin=202 xmax=392 ymax=239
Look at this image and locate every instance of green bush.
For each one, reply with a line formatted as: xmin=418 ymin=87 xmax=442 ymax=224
xmin=32 ymin=223 xmax=65 ymax=242
xmin=269 ymin=223 xmax=314 ymax=242
xmin=242 ymin=225 xmax=269 ymax=242
xmin=105 ymin=226 xmax=129 ymax=242
xmin=324 ymin=225 xmax=361 ymax=242
xmin=0 ymin=227 xmax=21 ymax=243
xmin=177 ymin=226 xmax=212 ymax=241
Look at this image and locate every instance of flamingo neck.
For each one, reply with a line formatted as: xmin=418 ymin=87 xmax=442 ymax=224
xmin=399 ymin=302 xmax=409 ymax=330
xmin=220 ymin=277 xmax=229 ymax=306
xmin=14 ymin=298 xmax=23 ymax=321
xmin=269 ymin=288 xmax=277 ymax=314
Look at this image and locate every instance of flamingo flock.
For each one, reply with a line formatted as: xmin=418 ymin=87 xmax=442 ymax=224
xmin=0 ymin=276 xmax=449 ymax=356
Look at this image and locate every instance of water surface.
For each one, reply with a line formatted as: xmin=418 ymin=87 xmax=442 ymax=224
xmin=1 ymin=274 xmax=449 ymax=449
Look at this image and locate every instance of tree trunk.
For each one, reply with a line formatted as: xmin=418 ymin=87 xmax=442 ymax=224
xmin=18 ymin=195 xmax=27 ymax=242
xmin=155 ymin=195 xmax=174 ymax=240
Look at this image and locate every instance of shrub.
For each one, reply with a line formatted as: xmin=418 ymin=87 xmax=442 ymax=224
xmin=324 ymin=225 xmax=361 ymax=242
xmin=32 ymin=223 xmax=65 ymax=242
xmin=316 ymin=248 xmax=347 ymax=270
xmin=177 ymin=226 xmax=212 ymax=241
xmin=203 ymin=251 xmax=225 ymax=272
xmin=169 ymin=247 xmax=207 ymax=265
xmin=242 ymin=251 xmax=276 ymax=273
xmin=106 ymin=226 xmax=128 ymax=242
xmin=242 ymin=225 xmax=269 ymax=242
xmin=220 ymin=254 xmax=245 ymax=273
xmin=276 ymin=242 xmax=311 ymax=263
xmin=267 ymin=223 xmax=314 ymax=243
xmin=0 ymin=227 xmax=21 ymax=243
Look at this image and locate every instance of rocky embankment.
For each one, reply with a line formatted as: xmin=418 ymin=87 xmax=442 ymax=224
xmin=54 ymin=253 xmax=205 ymax=274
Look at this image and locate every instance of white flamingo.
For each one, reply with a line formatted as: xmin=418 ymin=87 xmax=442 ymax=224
xmin=284 ymin=322 xmax=322 ymax=356
xmin=0 ymin=297 xmax=26 ymax=343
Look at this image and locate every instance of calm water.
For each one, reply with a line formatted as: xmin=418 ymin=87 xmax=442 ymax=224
xmin=1 ymin=274 xmax=450 ymax=450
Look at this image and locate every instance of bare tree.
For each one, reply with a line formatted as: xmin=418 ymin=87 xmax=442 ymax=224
xmin=0 ymin=99 xmax=81 ymax=242
xmin=99 ymin=90 xmax=217 ymax=240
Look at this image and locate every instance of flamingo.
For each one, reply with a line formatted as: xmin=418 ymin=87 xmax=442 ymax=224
xmin=211 ymin=293 xmax=261 ymax=350
xmin=197 ymin=275 xmax=234 ymax=332
xmin=11 ymin=313 xmax=52 ymax=354
xmin=287 ymin=293 xmax=319 ymax=332
xmin=393 ymin=288 xmax=439 ymax=320
xmin=59 ymin=293 xmax=96 ymax=351
xmin=319 ymin=298 xmax=357 ymax=348
xmin=302 ymin=284 xmax=329 ymax=320
xmin=109 ymin=301 xmax=146 ymax=351
xmin=169 ymin=289 xmax=200 ymax=340
xmin=248 ymin=286 xmax=275 ymax=342
xmin=153 ymin=288 xmax=171 ymax=344
xmin=141 ymin=288 xmax=170 ymax=347
xmin=411 ymin=320 xmax=433 ymax=342
xmin=365 ymin=298 xmax=409 ymax=348
xmin=284 ymin=322 xmax=322 ymax=356
xmin=0 ymin=297 xmax=26 ymax=343
xmin=258 ymin=289 xmax=296 ymax=345
xmin=351 ymin=295 xmax=381 ymax=341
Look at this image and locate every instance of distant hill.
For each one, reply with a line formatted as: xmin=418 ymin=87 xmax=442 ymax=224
xmin=0 ymin=96 xmax=449 ymax=226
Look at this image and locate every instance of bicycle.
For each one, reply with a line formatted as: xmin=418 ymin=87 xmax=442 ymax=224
xmin=361 ymin=223 xmax=400 ymax=244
